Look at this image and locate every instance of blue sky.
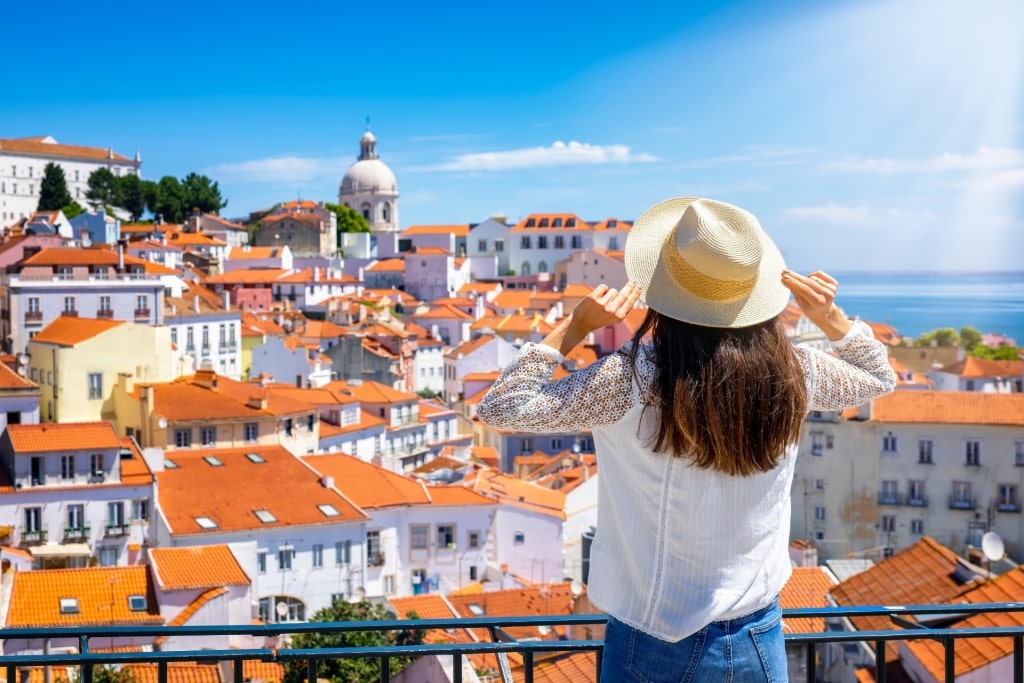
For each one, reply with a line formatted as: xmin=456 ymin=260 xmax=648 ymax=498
xmin=3 ymin=0 xmax=1021 ymax=272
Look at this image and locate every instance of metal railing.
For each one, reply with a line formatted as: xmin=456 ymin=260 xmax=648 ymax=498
xmin=3 ymin=603 xmax=1024 ymax=682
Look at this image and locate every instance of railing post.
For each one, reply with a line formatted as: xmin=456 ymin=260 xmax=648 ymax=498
xmin=158 ymin=661 xmax=167 ymax=683
xmin=523 ymin=651 xmax=533 ymax=683
xmin=596 ymin=647 xmax=603 ymax=682
xmin=453 ymin=654 xmax=462 ymax=683
xmin=1015 ymin=636 xmax=1023 ymax=683
xmin=233 ymin=658 xmax=243 ymax=683
xmin=875 ymin=640 xmax=886 ymax=683
xmin=306 ymin=658 xmax=316 ymax=683
xmin=805 ymin=643 xmax=815 ymax=683
xmin=79 ymin=636 xmax=91 ymax=683
xmin=379 ymin=655 xmax=390 ymax=682
xmin=945 ymin=638 xmax=955 ymax=683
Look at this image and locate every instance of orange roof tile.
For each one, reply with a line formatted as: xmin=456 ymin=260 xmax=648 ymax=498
xmin=228 ymin=246 xmax=281 ymax=259
xmin=401 ymin=224 xmax=471 ymax=236
xmin=446 ymin=334 xmax=497 ymax=359
xmin=121 ymin=663 xmax=221 ymax=683
xmin=205 ymin=268 xmax=289 ymax=285
xmin=138 ymin=372 xmax=315 ymax=422
xmin=0 ymin=362 xmax=37 ymax=390
xmin=7 ymin=565 xmax=161 ymax=627
xmin=156 ymin=446 xmax=367 ymax=535
xmin=167 ymin=232 xmax=227 ymax=247
xmin=868 ymin=391 xmax=1024 ymax=426
xmin=119 ymin=437 xmax=155 ymax=486
xmin=0 ymin=136 xmax=133 ymax=162
xmin=28 ymin=315 xmax=125 ymax=347
xmin=7 ymin=421 xmax=121 ymax=453
xmin=366 ymin=258 xmax=406 ymax=272
xmin=935 ymin=356 xmax=1022 ymax=378
xmin=325 ymin=378 xmax=419 ymax=405
xmin=469 ymin=471 xmax=566 ymax=520
xmin=510 ymin=213 xmax=586 ymax=232
xmin=301 ymin=453 xmax=431 ymax=509
xmin=591 ymin=217 xmax=633 ymax=231
xmin=413 ymin=246 xmax=451 ymax=255
xmin=149 ymin=545 xmax=250 ymax=590
xmin=780 ymin=566 xmax=836 ymax=633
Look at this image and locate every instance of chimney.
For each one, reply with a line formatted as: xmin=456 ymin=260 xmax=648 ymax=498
xmin=320 ymin=475 xmax=334 ymax=488
xmin=313 ymin=267 xmax=320 ymax=282
xmin=247 ymin=393 xmax=268 ymax=410
xmin=117 ymin=241 xmax=125 ymax=271
xmin=193 ymin=295 xmax=200 ymax=313
xmin=223 ymin=291 xmax=230 ymax=311
xmin=857 ymin=400 xmax=872 ymax=421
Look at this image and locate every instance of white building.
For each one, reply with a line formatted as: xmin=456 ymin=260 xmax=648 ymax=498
xmin=0 ymin=135 xmax=140 ymax=224
xmin=927 ymin=357 xmax=1023 ymax=393
xmin=466 ymin=217 xmax=511 ymax=276
xmin=443 ymin=334 xmax=519 ymax=403
xmin=165 ymin=285 xmax=243 ymax=381
xmin=338 ymin=127 xmax=399 ymax=233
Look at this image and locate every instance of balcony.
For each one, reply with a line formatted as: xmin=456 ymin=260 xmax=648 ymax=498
xmin=104 ymin=524 xmax=128 ymax=538
xmin=2 ymin=603 xmax=1024 ymax=683
xmin=998 ymin=500 xmax=1022 ymax=513
xmin=96 ymin=309 xmax=114 ymax=319
xmin=367 ymin=552 xmax=385 ymax=567
xmin=24 ymin=310 xmax=43 ymax=322
xmin=134 ymin=308 xmax=151 ymax=320
xmin=20 ymin=529 xmax=47 ymax=545
xmin=61 ymin=309 xmax=79 ymax=317
xmin=906 ymin=495 xmax=929 ymax=507
xmin=949 ymin=495 xmax=977 ymax=510
xmin=877 ymin=491 xmax=903 ymax=506
xmin=64 ymin=526 xmax=91 ymax=541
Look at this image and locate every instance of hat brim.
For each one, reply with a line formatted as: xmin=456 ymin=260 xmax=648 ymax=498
xmin=624 ymin=197 xmax=791 ymax=328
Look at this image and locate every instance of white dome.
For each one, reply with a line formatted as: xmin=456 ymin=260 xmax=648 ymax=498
xmin=340 ymin=159 xmax=398 ymax=195
xmin=361 ymin=130 xmax=376 ymax=144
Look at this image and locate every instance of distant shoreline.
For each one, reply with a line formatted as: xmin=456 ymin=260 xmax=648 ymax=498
xmin=825 ymin=270 xmax=1024 ymax=277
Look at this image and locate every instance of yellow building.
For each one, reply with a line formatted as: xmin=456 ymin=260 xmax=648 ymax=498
xmin=27 ymin=316 xmax=174 ymax=426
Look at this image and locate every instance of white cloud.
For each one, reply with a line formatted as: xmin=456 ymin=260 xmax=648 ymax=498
xmin=825 ymin=147 xmax=1024 ymax=174
xmin=670 ymin=146 xmax=814 ymax=170
xmin=783 ymin=203 xmax=874 ymax=225
xmin=207 ymin=155 xmax=348 ymax=183
xmin=422 ymin=140 xmax=658 ymax=172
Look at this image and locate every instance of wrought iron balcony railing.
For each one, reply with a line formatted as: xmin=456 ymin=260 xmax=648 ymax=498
xmin=3 ymin=603 xmax=1024 ymax=683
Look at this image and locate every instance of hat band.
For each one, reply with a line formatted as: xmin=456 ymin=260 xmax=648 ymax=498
xmin=663 ymin=227 xmax=758 ymax=302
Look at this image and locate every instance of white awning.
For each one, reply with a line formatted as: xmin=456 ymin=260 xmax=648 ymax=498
xmin=29 ymin=543 xmax=92 ymax=558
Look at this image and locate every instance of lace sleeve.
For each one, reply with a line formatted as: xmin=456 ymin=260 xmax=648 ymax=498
xmin=797 ymin=321 xmax=898 ymax=411
xmin=477 ymin=342 xmax=639 ymax=434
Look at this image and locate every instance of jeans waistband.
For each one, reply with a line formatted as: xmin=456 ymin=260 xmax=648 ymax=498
xmin=710 ymin=596 xmax=780 ymax=627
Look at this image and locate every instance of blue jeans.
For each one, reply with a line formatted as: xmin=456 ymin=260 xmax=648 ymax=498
xmin=600 ymin=598 xmax=787 ymax=682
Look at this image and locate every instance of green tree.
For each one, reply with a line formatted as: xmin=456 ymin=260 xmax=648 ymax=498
xmin=281 ymin=599 xmax=424 ymax=683
xmin=116 ymin=174 xmax=150 ymax=222
xmin=62 ymin=202 xmax=86 ymax=219
xmin=37 ymin=162 xmax=73 ymax=211
xmin=85 ymin=168 xmax=122 ymax=208
xmin=181 ymin=172 xmax=227 ymax=214
xmin=326 ymin=202 xmax=371 ymax=234
xmin=915 ymin=327 xmax=959 ymax=347
xmin=74 ymin=665 xmax=136 ymax=683
xmin=959 ymin=326 xmax=983 ymax=353
xmin=972 ymin=344 xmax=1022 ymax=360
xmin=152 ymin=175 xmax=188 ymax=224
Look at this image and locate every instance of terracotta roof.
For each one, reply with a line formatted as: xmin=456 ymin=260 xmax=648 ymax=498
xmin=829 ymin=536 xmax=978 ymax=662
xmin=867 ymin=391 xmax=1024 ymax=426
xmin=591 ymin=217 xmax=633 ymax=231
xmin=228 ymin=246 xmax=281 ymax=259
xmin=780 ymin=566 xmax=836 ymax=633
xmin=119 ymin=436 xmax=155 ymax=486
xmin=510 ymin=213 xmax=586 ymax=232
xmin=156 ymin=446 xmax=367 ymax=535
xmin=325 ymin=378 xmax=419 ymax=405
xmin=121 ymin=663 xmax=222 ymax=683
xmin=149 ymin=545 xmax=250 ymax=590
xmin=934 ymin=356 xmax=1022 ymax=378
xmin=413 ymin=246 xmax=451 ymax=255
xmin=276 ymin=268 xmax=358 ymax=285
xmin=20 ymin=247 xmax=147 ymax=267
xmin=301 ymin=453 xmax=431 ymax=509
xmin=29 ymin=315 xmax=125 ymax=347
xmin=469 ymin=471 xmax=567 ymax=520
xmin=7 ymin=565 xmax=160 ymax=627
xmin=205 ymin=268 xmax=288 ymax=284
xmin=0 ymin=362 xmax=36 ymax=390
xmin=0 ymin=136 xmax=133 ymax=162
xmin=471 ymin=312 xmax=555 ymax=336
xmin=6 ymin=421 xmax=122 ymax=453
xmin=402 ymin=224 xmax=471 ymax=236
xmin=263 ymin=212 xmax=322 ymax=226
xmin=365 ymin=258 xmax=406 ymax=272
xmin=409 ymin=303 xmax=474 ymax=321
xmin=446 ymin=334 xmax=496 ymax=359
xmin=138 ymin=372 xmax=315 ymax=421
xmin=298 ymin=319 xmax=347 ymax=339
xmin=167 ymin=232 xmax=227 ymax=247
xmin=201 ymin=214 xmax=247 ymax=231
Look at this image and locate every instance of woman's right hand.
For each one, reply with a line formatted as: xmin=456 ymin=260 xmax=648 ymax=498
xmin=781 ymin=270 xmax=852 ymax=341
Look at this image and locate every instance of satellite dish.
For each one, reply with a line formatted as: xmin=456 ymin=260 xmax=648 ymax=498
xmin=17 ymin=353 xmax=29 ymax=366
xmin=570 ymin=579 xmax=583 ymax=597
xmin=275 ymin=601 xmax=288 ymax=617
xmin=982 ymin=531 xmax=1006 ymax=562
xmin=16 ymin=366 xmax=26 ymax=377
xmin=537 ymin=625 xmax=551 ymax=636
xmin=157 ymin=417 xmax=168 ymax=429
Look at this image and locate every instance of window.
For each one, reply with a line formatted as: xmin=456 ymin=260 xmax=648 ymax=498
xmin=285 ymin=418 xmax=293 ymax=437
xmin=132 ymin=499 xmax=149 ymax=522
xmin=514 ymin=531 xmax=525 ymax=545
xmin=811 ymin=433 xmax=824 ymax=456
xmin=174 ymin=429 xmax=191 ymax=448
xmin=521 ymin=437 xmax=533 ymax=453
xmin=538 ymin=236 xmax=548 ymax=249
xmin=539 ymin=218 xmax=549 ymax=227
xmin=99 ymin=547 xmax=117 ymax=566
xmin=27 ymin=297 xmax=40 ymax=313
xmin=410 ymin=524 xmax=428 ymax=550
xmin=952 ymin=481 xmax=973 ymax=508
xmin=254 ymin=509 xmax=276 ymax=523
xmin=87 ymin=373 xmax=102 ymax=399
xmin=367 ymin=530 xmax=381 ymax=563
xmin=1016 ymin=441 xmax=1024 ymax=467
xmin=128 ymin=595 xmax=147 ymax=611
xmin=91 ymin=453 xmax=104 ymax=476
xmin=478 ymin=239 xmax=487 ymax=251
xmin=571 ymin=235 xmax=582 ymax=249
xmin=999 ymin=484 xmax=1018 ymax=509
xmin=195 ymin=516 xmax=217 ymax=529
xmin=437 ymin=524 xmax=454 ymax=549
xmin=24 ymin=507 xmax=42 ymax=533
xmin=520 ymin=236 xmax=532 ymax=249
xmin=826 ymin=435 xmax=834 ymax=449
xmin=67 ymin=504 xmax=85 ymax=530
xmin=307 ymin=414 xmax=315 ymax=432
xmin=63 ymin=296 xmax=76 ymax=313
xmin=469 ymin=566 xmax=479 ymax=581
xmin=186 ymin=327 xmax=194 ymax=350
xmin=99 ymin=295 xmax=111 ymax=311
xmin=494 ymin=239 xmax=504 ymax=252
xmin=257 ymin=551 xmax=267 ymax=574
xmin=384 ymin=575 xmax=395 ymax=594
xmin=335 ymin=540 xmax=352 ymax=565
xmin=319 ymin=504 xmax=340 ymax=518
xmin=107 ymin=502 xmax=125 ymax=529
xmin=814 ymin=506 xmax=826 ymax=521
xmin=911 ymin=519 xmax=924 ymax=534
xmin=882 ymin=432 xmax=898 ymax=453
xmin=245 ymin=423 xmax=258 ymax=442
xmin=918 ymin=439 xmax=934 ymax=464
xmin=278 ymin=546 xmax=294 ymax=571
xmin=880 ymin=480 xmax=898 ymax=504
xmin=966 ymin=380 xmax=975 ymax=391
xmin=965 ymin=440 xmax=981 ymax=466
xmin=61 ymin=455 xmax=74 ymax=480
xmin=815 ymin=479 xmax=826 ymax=490
xmin=907 ymin=480 xmax=926 ymax=505
xmin=312 ymin=544 xmax=324 ymax=568
xmin=60 ymin=598 xmax=79 ymax=614
xmin=468 ymin=531 xmax=481 ymax=549
xmin=880 ymin=515 xmax=896 ymax=533
xmin=201 ymin=325 xmax=210 ymax=349
xmin=200 ymin=427 xmax=216 ymax=446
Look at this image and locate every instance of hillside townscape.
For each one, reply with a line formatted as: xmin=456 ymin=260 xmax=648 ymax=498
xmin=0 ymin=131 xmax=1022 ymax=683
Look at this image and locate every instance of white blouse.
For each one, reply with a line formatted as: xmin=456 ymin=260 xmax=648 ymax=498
xmin=477 ymin=320 xmax=897 ymax=642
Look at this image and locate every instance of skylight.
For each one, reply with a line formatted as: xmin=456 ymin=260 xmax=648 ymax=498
xmin=318 ymin=504 xmax=340 ymax=517
xmin=245 ymin=452 xmax=265 ymax=463
xmin=195 ymin=516 xmax=218 ymax=529
xmin=254 ymin=509 xmax=277 ymax=523
xmin=203 ymin=456 xmax=223 ymax=467
xmin=128 ymin=595 xmax=147 ymax=611
xmin=59 ymin=597 xmax=79 ymax=614
xmin=467 ymin=603 xmax=485 ymax=616
xmin=164 ymin=459 xmax=178 ymax=469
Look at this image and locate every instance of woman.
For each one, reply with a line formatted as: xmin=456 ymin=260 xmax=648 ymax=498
xmin=477 ymin=197 xmax=897 ymax=682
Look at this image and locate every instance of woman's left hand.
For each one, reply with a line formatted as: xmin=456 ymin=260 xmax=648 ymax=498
xmin=569 ymin=282 xmax=643 ymax=337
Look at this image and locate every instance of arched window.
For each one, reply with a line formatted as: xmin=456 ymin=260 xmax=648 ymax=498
xmin=521 ymin=262 xmax=531 ymax=276
xmin=383 ymin=202 xmax=391 ymax=222
xmin=361 ymin=203 xmax=371 ymax=221
xmin=259 ymin=595 xmax=306 ymax=623
xmin=537 ymin=261 xmax=549 ymax=273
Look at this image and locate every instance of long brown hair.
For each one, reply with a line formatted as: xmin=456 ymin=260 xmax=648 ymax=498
xmin=627 ymin=309 xmax=807 ymax=476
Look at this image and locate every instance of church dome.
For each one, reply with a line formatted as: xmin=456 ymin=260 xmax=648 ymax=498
xmin=339 ymin=126 xmax=397 ymax=196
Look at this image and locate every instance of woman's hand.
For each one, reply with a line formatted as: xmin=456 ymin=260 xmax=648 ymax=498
xmin=781 ymin=270 xmax=852 ymax=341
xmin=540 ymin=282 xmax=643 ymax=355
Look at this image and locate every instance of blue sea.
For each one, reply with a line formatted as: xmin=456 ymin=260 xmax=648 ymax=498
xmin=831 ymin=272 xmax=1024 ymax=344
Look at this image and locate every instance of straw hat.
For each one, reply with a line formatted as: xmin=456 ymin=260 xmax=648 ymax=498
xmin=624 ymin=197 xmax=789 ymax=328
